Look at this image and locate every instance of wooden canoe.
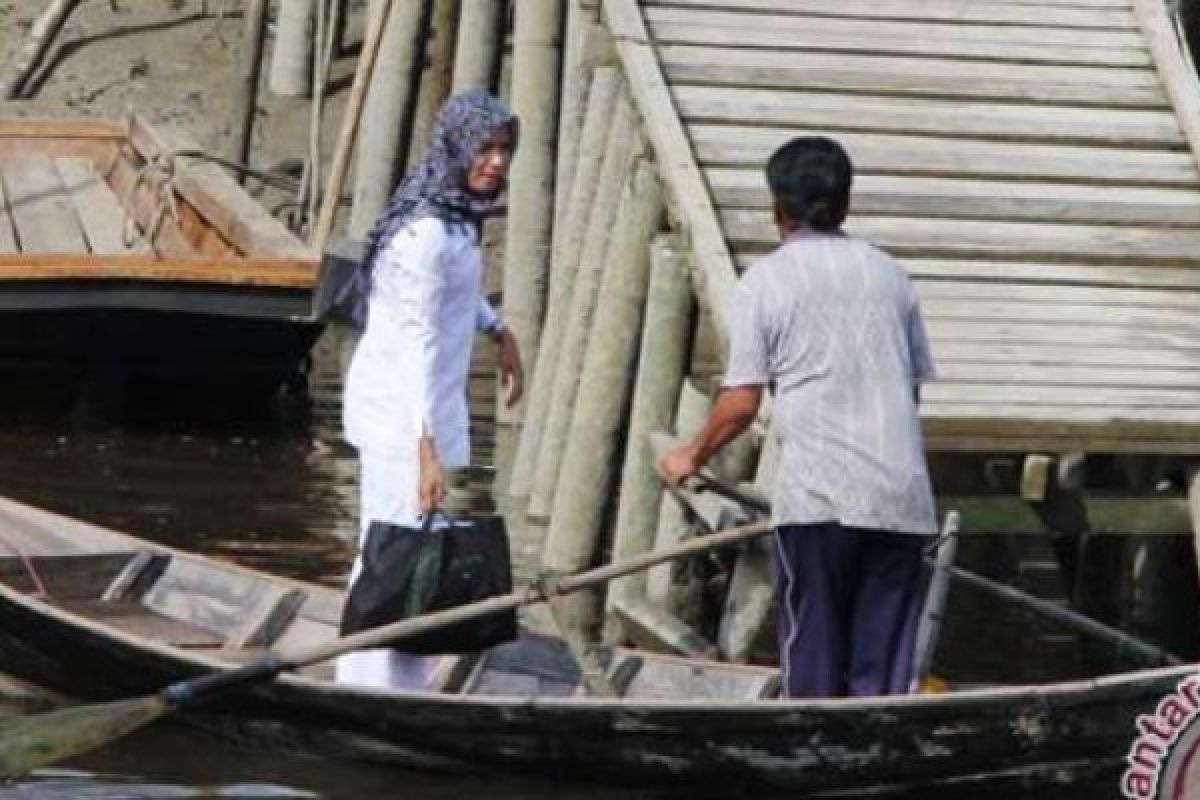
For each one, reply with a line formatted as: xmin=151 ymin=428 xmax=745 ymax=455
xmin=0 ymin=494 xmax=1188 ymax=795
xmin=0 ymin=116 xmax=323 ymax=395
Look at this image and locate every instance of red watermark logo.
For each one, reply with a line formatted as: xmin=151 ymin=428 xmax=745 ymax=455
xmin=1122 ymin=673 xmax=1200 ymax=799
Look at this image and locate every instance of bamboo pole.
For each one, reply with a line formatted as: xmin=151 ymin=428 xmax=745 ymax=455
xmin=0 ymin=0 xmax=83 ymax=99
xmin=717 ymin=419 xmax=779 ymax=662
xmin=505 ymin=67 xmax=620 ymax=514
xmin=604 ymin=237 xmax=693 ymax=633
xmin=493 ymin=0 xmax=565 ymax=508
xmin=451 ymin=0 xmax=506 ymax=92
xmin=343 ymin=0 xmax=431 ymax=242
xmin=226 ymin=0 xmax=270 ymax=170
xmin=541 ymin=159 xmax=665 ymax=635
xmin=407 ymin=0 xmax=461 ymax=164
xmin=527 ymin=92 xmax=641 ymax=524
xmin=553 ymin=2 xmax=604 ymax=247
xmin=646 ymin=379 xmax=711 ymax=606
xmin=910 ymin=512 xmax=960 ymax=692
xmin=270 ymin=0 xmax=316 ymax=97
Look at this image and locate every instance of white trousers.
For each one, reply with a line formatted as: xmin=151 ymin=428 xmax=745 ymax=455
xmin=335 ymin=447 xmax=438 ymax=691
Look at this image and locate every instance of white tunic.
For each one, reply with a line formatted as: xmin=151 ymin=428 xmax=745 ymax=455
xmin=343 ymin=215 xmax=499 ymax=467
xmin=337 ymin=216 xmax=498 ymax=690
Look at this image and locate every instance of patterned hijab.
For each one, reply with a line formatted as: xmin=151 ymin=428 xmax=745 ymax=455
xmin=347 ymin=90 xmax=517 ymax=328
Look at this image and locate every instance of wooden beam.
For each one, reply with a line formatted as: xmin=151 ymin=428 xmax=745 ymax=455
xmin=605 ymin=237 xmax=693 ymax=632
xmin=508 ymin=68 xmax=623 ymax=510
xmin=646 ymin=0 xmax=1138 ymax=29
xmin=529 ymin=92 xmax=642 ymax=522
xmin=603 ymin=0 xmax=738 ymax=348
xmin=2 ymin=154 xmax=88 ymax=254
xmin=647 ymin=6 xmax=1146 ymax=49
xmin=676 ymin=85 xmax=1184 ymax=148
xmin=0 ymin=254 xmax=318 ymax=287
xmin=128 ymin=117 xmax=315 ymax=260
xmin=709 ymin=170 xmax=1200 ymax=227
xmin=610 ymin=596 xmax=719 ymax=658
xmin=1134 ymin=0 xmax=1200 ymax=174
xmin=724 ymin=212 xmax=1200 ymax=266
xmin=53 ymin=157 xmax=151 ymax=255
xmin=695 ymin=125 xmax=1200 ymax=187
xmin=661 ymin=45 xmax=1168 ymax=108
xmin=646 ymin=8 xmax=1153 ymax=67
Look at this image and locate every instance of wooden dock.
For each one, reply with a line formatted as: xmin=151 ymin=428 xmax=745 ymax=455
xmin=496 ymin=0 xmax=1200 ymax=645
xmin=605 ymin=0 xmax=1200 ymax=455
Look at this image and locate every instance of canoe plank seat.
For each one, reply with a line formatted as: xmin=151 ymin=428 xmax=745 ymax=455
xmin=459 ymin=633 xmax=585 ymax=697
xmin=0 ymin=549 xmax=312 ymax=652
xmin=455 ymin=633 xmax=781 ymax=700
xmin=605 ymin=648 xmax=782 ymax=701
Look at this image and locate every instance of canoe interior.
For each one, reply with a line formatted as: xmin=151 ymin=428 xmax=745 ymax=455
xmin=0 ymin=118 xmax=316 ymax=288
xmin=0 ymin=550 xmax=782 ymax=701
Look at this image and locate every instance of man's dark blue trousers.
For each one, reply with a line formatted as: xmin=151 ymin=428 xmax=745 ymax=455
xmin=773 ymin=522 xmax=929 ymax=698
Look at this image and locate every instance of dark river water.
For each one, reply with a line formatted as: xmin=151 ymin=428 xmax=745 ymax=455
xmin=0 ymin=327 xmax=650 ymax=800
xmin=0 ymin=325 xmax=1167 ymax=799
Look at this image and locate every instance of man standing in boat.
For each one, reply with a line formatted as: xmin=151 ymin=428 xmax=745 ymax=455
xmin=658 ymin=137 xmax=938 ymax=698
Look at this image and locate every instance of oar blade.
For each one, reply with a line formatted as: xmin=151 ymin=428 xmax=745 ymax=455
xmin=0 ymin=694 xmax=169 ymax=780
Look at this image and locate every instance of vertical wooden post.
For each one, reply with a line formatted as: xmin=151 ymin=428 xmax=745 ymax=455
xmin=542 ymin=160 xmax=665 ymax=635
xmin=717 ymin=420 xmax=778 ymax=662
xmin=505 ymin=67 xmax=620 ymax=518
xmin=493 ymin=0 xmax=565 ymax=511
xmin=270 ymin=0 xmax=316 ymax=97
xmin=911 ymin=511 xmax=960 ymax=693
xmin=1188 ymin=466 xmax=1200 ymax=616
xmin=527 ymin=92 xmax=640 ymax=524
xmin=451 ymin=0 xmax=506 ymax=92
xmin=554 ymin=2 xmax=604 ymax=241
xmin=407 ymin=0 xmax=461 ymax=164
xmin=227 ymin=0 xmax=270 ymax=170
xmin=645 ymin=379 xmax=710 ymax=606
xmin=603 ymin=236 xmax=693 ymax=637
xmin=346 ymin=0 xmax=432 ymax=240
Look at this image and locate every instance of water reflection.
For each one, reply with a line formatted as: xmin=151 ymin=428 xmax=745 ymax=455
xmin=3 ymin=726 xmax=653 ymax=800
xmin=0 ymin=328 xmax=359 ymax=587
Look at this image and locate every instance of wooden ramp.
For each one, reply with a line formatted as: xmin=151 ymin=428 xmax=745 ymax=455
xmin=603 ymin=0 xmax=1200 ymax=454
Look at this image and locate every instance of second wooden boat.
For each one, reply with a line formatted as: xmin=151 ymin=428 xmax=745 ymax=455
xmin=0 ymin=116 xmax=324 ymax=399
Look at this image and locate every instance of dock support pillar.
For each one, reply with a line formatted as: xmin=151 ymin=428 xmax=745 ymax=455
xmin=348 ymin=0 xmax=431 ymax=239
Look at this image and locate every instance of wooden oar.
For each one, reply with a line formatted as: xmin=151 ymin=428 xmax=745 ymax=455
xmin=670 ymin=452 xmax=1183 ymax=669
xmin=0 ymin=516 xmax=771 ymax=780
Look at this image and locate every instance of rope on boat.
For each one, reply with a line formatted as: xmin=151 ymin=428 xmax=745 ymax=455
xmin=114 ymin=114 xmax=304 ymax=249
xmin=0 ymin=530 xmax=49 ymax=600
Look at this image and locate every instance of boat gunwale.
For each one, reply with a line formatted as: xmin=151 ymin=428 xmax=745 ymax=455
xmin=0 ymin=253 xmax=319 ymax=289
xmin=0 ymin=497 xmax=1193 ymax=716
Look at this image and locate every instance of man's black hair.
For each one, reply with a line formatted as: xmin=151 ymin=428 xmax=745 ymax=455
xmin=765 ymin=137 xmax=853 ymax=232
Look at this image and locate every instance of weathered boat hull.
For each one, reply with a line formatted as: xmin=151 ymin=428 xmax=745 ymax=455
xmin=0 ymin=497 xmax=1186 ymax=795
xmin=0 ymin=118 xmax=324 ymax=400
xmin=0 ymin=306 xmax=321 ymax=403
xmin=0 ymin=598 xmax=1155 ymax=794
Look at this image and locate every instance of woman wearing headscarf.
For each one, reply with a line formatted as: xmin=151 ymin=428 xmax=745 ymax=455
xmin=337 ymin=90 xmax=523 ymax=690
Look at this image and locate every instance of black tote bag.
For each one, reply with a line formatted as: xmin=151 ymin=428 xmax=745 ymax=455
xmin=339 ymin=512 xmax=517 ymax=655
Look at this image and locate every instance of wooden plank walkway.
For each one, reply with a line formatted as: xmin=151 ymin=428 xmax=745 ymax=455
xmin=604 ymin=0 xmax=1200 ymax=453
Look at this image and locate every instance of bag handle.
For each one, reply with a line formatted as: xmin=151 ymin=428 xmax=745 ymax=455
xmin=419 ymin=508 xmax=456 ymax=533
